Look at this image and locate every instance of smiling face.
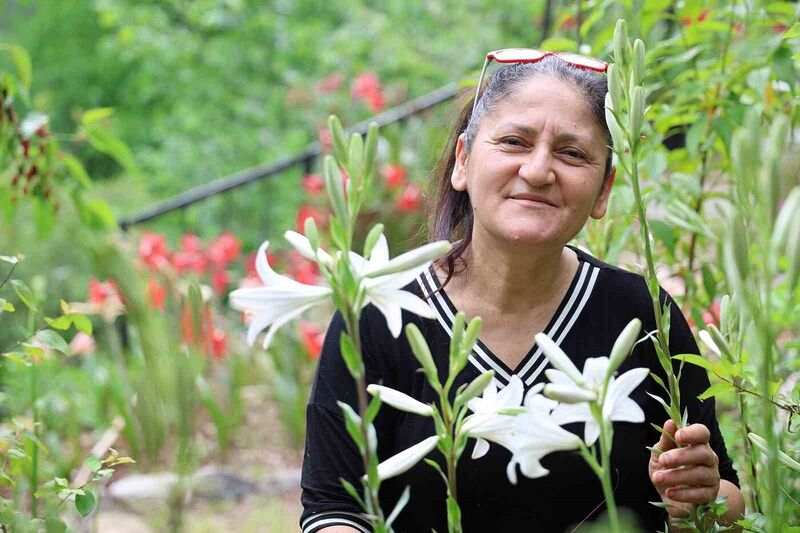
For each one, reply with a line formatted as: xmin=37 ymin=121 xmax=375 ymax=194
xmin=451 ymin=75 xmax=614 ymax=252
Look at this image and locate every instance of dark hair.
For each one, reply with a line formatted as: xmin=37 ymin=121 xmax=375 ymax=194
xmin=426 ymin=56 xmax=613 ymax=289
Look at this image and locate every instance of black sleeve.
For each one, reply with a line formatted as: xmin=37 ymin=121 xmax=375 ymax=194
xmin=300 ymin=310 xmax=394 ymax=533
xmin=666 ymin=296 xmax=740 ymax=487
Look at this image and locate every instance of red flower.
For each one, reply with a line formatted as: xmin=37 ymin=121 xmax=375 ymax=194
xmin=318 ymin=127 xmax=332 ymax=152
xmin=562 ymin=15 xmax=577 ymax=30
xmin=396 ymin=182 xmax=422 ymax=213
xmin=302 ymin=173 xmax=325 ymax=196
xmin=211 ymin=329 xmax=227 ymax=360
xmin=381 ymin=163 xmax=407 ymax=189
xmin=299 ymin=321 xmax=325 ymax=358
xmin=366 ymin=90 xmax=386 ymax=113
xmin=287 ymin=251 xmax=320 ymax=285
xmin=296 ymin=205 xmax=328 ymax=233
xmin=138 ymin=232 xmax=170 ymax=270
xmin=88 ymin=277 xmax=120 ymax=306
xmin=351 ymin=72 xmax=381 ymax=100
xmin=207 ymin=232 xmax=241 ymax=268
xmin=181 ymin=304 xmax=213 ymax=348
xmin=147 ymin=277 xmax=167 ymax=310
xmin=772 ymin=23 xmax=788 ymax=34
xmin=180 ymin=233 xmax=202 ymax=253
xmin=317 ymin=73 xmax=344 ymax=94
xmin=703 ymin=299 xmax=722 ymax=327
xmin=172 ymin=251 xmax=207 ymax=275
xmin=697 ymin=9 xmax=710 ymax=22
xmin=212 ymin=269 xmax=229 ymax=295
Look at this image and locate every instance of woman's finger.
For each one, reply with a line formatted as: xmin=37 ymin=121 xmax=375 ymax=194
xmin=651 ymin=419 xmax=679 ymax=462
xmin=652 ymin=465 xmax=718 ymax=488
xmin=665 ymin=485 xmax=719 ymax=505
xmin=675 ymin=423 xmax=711 ymax=446
xmin=659 ymin=444 xmax=718 ymax=469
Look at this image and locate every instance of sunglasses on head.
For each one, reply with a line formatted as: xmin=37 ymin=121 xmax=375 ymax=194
xmin=472 ymin=49 xmax=609 ymax=115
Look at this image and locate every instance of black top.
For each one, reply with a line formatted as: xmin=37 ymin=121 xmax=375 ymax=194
xmin=300 ymin=247 xmax=739 ymax=533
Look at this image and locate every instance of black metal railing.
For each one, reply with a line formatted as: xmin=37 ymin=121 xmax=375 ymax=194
xmin=118 ymin=83 xmax=461 ymax=231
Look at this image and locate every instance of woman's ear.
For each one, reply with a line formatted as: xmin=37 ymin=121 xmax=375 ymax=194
xmin=590 ymin=166 xmax=616 ymax=219
xmin=450 ymin=134 xmax=468 ymax=192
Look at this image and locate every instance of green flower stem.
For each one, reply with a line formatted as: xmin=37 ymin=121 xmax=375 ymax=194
xmin=342 ymin=306 xmax=386 ymax=529
xmin=589 ymin=404 xmax=621 ymax=532
xmin=26 ymin=305 xmax=39 ymax=520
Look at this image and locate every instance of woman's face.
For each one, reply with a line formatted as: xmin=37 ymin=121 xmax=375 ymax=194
xmin=451 ymin=76 xmax=614 ymax=251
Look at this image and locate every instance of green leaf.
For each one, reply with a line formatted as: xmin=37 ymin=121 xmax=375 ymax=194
xmin=85 ymin=125 xmax=138 ymax=176
xmin=698 ymin=382 xmax=735 ymax=400
xmin=339 ymin=333 xmax=364 ymax=378
xmin=0 ymin=298 xmax=14 ymax=314
xmin=0 ymin=44 xmax=33 ymax=87
xmin=61 ymin=153 xmax=92 ymax=189
xmin=44 ymin=316 xmax=73 ymax=331
xmin=34 ymin=329 xmax=70 ymax=355
xmin=2 ymin=351 xmax=31 ymax=366
xmin=81 ymin=107 xmax=114 ymax=125
xmin=85 ymin=455 xmax=102 ymax=472
xmin=11 ymin=279 xmax=36 ymax=309
xmin=672 ymin=353 xmax=719 ymax=373
xmin=44 ymin=515 xmax=67 ymax=533
xmin=75 ymin=490 xmax=95 ymax=517
xmin=72 ymin=314 xmax=93 ymax=335
xmin=783 ymin=23 xmax=800 ymax=39
xmin=539 ymin=37 xmax=577 ymax=52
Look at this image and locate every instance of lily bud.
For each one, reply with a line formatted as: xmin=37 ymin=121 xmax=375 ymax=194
xmin=456 ymin=371 xmax=495 ymax=406
xmin=328 ymin=115 xmax=349 ymax=166
xmin=366 ymin=240 xmax=451 ymax=278
xmin=605 ymin=95 xmax=626 ymax=153
xmin=605 ymin=318 xmax=642 ymax=379
xmin=405 ymin=323 xmax=439 ymax=386
xmin=536 ymin=333 xmax=585 ymax=386
xmin=347 ymin=132 xmax=364 ymax=188
xmin=632 ymin=39 xmax=646 ymax=85
xmin=628 ymin=86 xmax=645 ymax=140
xmin=367 ymin=384 xmax=434 ymax=417
xmin=544 ymin=383 xmax=597 ymax=404
xmin=607 ymin=65 xmax=625 ymax=114
xmin=770 ymin=187 xmax=800 ymax=257
xmin=363 ymin=122 xmax=379 ymax=182
xmin=304 ymin=217 xmax=320 ymax=249
xmin=613 ymin=19 xmax=630 ymax=67
xmin=363 ymin=223 xmax=385 ymax=259
xmin=375 ymin=436 xmax=440 ymax=480
xmin=284 ymin=230 xmax=333 ymax=266
xmin=748 ymin=432 xmax=800 ymax=473
xmin=324 ymin=155 xmax=349 ymax=225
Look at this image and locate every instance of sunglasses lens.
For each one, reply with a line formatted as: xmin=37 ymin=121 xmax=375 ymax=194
xmin=491 ymin=48 xmax=546 ymax=63
xmin=557 ymin=53 xmax=607 ymax=70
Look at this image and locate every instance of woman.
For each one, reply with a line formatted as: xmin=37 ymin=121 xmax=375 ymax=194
xmin=300 ymin=53 xmax=743 ymax=532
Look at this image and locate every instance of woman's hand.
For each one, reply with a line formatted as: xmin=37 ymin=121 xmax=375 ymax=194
xmin=648 ymin=419 xmax=720 ymax=518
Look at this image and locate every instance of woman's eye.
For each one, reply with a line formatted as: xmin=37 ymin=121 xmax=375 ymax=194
xmin=561 ymin=149 xmax=587 ymax=160
xmin=501 ymin=137 xmax=525 ymax=147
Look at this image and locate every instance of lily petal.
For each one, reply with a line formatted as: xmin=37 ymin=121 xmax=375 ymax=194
xmin=369 ymin=234 xmax=390 ymax=269
xmin=368 ymin=295 xmax=403 ymax=338
xmin=609 ymin=397 xmax=646 ymax=424
xmin=602 ymin=367 xmax=648 ymax=420
xmin=472 ymin=437 xmax=490 ymax=459
xmin=582 ymin=357 xmax=610 ymax=389
xmin=544 ymin=383 xmax=597 ymax=404
xmin=375 ymin=288 xmax=436 ymax=320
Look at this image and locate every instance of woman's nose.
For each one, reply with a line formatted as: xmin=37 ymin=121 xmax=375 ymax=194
xmin=518 ymin=146 xmax=555 ymax=186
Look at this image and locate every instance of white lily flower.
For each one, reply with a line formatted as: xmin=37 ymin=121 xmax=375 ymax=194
xmin=367 ymin=384 xmax=434 ymax=417
xmin=376 ymin=435 xmax=440 ymax=481
xmin=542 ymin=383 xmax=597 ymax=404
xmin=229 ymin=241 xmax=332 ymax=348
xmin=463 ymin=375 xmax=524 ymax=459
xmin=505 ymin=386 xmax=582 ymax=484
xmin=353 ymin=235 xmax=451 ymax=338
xmin=548 ymin=357 xmax=648 ymax=446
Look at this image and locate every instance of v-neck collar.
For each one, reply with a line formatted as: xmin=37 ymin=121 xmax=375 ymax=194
xmin=416 ymin=248 xmax=600 ymax=388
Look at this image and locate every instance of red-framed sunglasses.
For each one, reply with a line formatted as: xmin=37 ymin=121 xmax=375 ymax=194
xmin=472 ymin=48 xmax=609 ymax=114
